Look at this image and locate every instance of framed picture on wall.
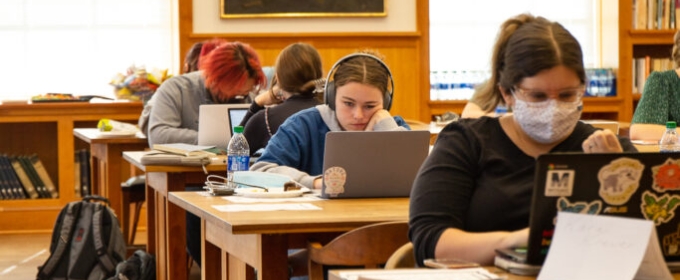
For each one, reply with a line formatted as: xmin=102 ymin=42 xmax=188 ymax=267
xmin=220 ymin=0 xmax=386 ymax=18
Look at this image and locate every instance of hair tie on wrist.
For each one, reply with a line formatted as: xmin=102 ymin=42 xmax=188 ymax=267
xmin=313 ymin=78 xmax=326 ymax=94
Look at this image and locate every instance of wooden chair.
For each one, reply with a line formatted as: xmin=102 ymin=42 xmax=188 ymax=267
xmin=120 ymin=175 xmax=146 ymax=245
xmin=306 ymin=221 xmax=409 ymax=280
xmin=384 ymin=242 xmax=415 ymax=269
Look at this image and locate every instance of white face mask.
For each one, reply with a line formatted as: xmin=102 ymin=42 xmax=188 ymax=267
xmin=512 ymin=98 xmax=582 ymax=144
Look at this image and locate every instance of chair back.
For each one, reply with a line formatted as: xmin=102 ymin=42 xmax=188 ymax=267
xmin=307 ymin=221 xmax=409 ymax=280
xmin=384 ymin=242 xmax=415 ymax=269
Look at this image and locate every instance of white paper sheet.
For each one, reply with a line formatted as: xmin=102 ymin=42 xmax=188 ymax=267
xmin=538 ymin=212 xmax=673 ymax=280
xmin=211 ymin=203 xmax=321 ymax=212
xmin=221 ymin=194 xmax=323 ymax=203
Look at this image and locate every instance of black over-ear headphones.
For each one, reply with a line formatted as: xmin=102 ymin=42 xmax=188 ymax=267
xmin=323 ymin=53 xmax=394 ymax=111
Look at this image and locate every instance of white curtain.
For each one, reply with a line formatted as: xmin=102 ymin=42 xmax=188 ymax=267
xmin=0 ymin=0 xmax=173 ymax=101
xmin=430 ymin=0 xmax=598 ymax=72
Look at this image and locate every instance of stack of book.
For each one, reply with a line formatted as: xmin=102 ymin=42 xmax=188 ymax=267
xmin=633 ymin=0 xmax=679 ymax=30
xmin=0 ymin=154 xmax=58 ymax=200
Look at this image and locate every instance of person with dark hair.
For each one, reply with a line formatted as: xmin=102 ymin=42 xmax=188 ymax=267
xmin=146 ymin=40 xmax=269 ymax=146
xmin=239 ymin=42 xmax=325 ymax=155
xmin=630 ymin=30 xmax=680 ymax=141
xmin=408 ymin=14 xmax=637 ymax=266
xmin=182 ymin=41 xmax=204 ymax=74
xmin=251 ymin=50 xmax=410 ymax=190
xmin=142 ymin=40 xmax=273 ymax=269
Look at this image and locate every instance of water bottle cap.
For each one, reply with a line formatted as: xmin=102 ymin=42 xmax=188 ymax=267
xmin=233 ymin=126 xmax=244 ymax=133
xmin=667 ymin=121 xmax=677 ymax=129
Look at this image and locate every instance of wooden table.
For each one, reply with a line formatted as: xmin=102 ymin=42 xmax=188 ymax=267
xmin=168 ymin=191 xmax=409 ymax=280
xmin=123 ymin=151 xmax=227 ymax=280
xmin=73 ymin=128 xmax=148 ymax=243
xmin=329 ymin=267 xmax=680 ymax=280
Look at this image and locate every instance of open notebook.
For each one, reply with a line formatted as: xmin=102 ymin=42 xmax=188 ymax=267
xmin=197 ymin=104 xmax=249 ymax=150
xmin=320 ymin=130 xmax=430 ymax=199
xmin=496 ymin=152 xmax=680 ymax=275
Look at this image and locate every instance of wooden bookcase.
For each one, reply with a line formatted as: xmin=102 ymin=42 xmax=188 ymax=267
xmin=0 ymin=102 xmax=143 ymax=233
xmin=619 ymin=0 xmax=676 ymax=123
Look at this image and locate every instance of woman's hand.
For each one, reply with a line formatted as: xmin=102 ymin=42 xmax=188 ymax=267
xmin=582 ymin=130 xmax=623 ymax=153
xmin=313 ymin=177 xmax=323 ymax=189
xmin=365 ymin=109 xmax=391 ymax=131
xmin=254 ymin=84 xmax=282 ymax=107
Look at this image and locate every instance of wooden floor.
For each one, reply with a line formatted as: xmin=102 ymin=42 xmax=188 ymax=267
xmin=0 ymin=231 xmax=200 ymax=279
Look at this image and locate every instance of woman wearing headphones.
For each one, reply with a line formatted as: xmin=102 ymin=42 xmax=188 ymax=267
xmin=251 ymin=50 xmax=410 ymax=189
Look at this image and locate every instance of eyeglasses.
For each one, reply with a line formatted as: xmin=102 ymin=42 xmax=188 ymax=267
xmin=512 ymin=86 xmax=585 ymax=103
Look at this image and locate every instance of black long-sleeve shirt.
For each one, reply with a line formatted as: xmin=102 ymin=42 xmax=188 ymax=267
xmin=408 ymin=117 xmax=637 ymax=266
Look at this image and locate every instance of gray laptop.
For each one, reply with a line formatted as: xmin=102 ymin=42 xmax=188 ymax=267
xmin=320 ymin=130 xmax=430 ymax=199
xmin=197 ymin=104 xmax=249 ymax=150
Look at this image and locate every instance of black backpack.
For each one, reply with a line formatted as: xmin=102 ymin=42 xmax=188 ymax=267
xmin=37 ymin=195 xmax=127 ymax=280
xmin=107 ymin=249 xmax=156 ymax=280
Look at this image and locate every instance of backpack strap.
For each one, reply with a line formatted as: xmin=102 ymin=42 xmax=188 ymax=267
xmin=92 ymin=203 xmax=118 ymax=274
xmin=37 ymin=202 xmax=80 ymax=278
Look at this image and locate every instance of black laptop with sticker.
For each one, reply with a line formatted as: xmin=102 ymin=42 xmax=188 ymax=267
xmin=496 ymin=152 xmax=680 ymax=274
xmin=320 ymin=130 xmax=430 ymax=199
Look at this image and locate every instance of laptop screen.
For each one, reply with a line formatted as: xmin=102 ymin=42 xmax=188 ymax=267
xmin=228 ymin=108 xmax=248 ymax=134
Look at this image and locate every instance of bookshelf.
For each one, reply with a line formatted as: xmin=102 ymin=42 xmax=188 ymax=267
xmin=0 ymin=102 xmax=143 ymax=233
xmin=619 ymin=0 xmax=676 ymax=123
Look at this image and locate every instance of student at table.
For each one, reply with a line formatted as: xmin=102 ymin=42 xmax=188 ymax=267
xmin=144 ymin=39 xmax=273 ymax=268
xmin=146 ymin=40 xmax=270 ymax=146
xmin=239 ymin=42 xmax=325 ymax=156
xmin=630 ymin=30 xmax=680 ymax=142
xmin=251 ymin=50 xmax=410 ymax=190
xmin=408 ymin=13 xmax=637 ymax=267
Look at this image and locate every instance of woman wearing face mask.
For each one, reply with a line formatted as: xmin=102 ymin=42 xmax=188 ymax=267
xmin=250 ymin=50 xmax=410 ymax=190
xmin=408 ymin=14 xmax=637 ymax=267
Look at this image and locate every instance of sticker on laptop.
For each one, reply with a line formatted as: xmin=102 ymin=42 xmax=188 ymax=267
xmin=554 ymin=197 xmax=602 ymax=225
xmin=651 ymin=158 xmax=680 ymax=193
xmin=662 ymin=225 xmax=680 ymax=256
xmin=544 ymin=167 xmax=575 ymax=197
xmin=641 ymin=190 xmax=680 ymax=226
xmin=323 ymin=166 xmax=346 ymax=197
xmin=597 ymin=157 xmax=644 ymax=206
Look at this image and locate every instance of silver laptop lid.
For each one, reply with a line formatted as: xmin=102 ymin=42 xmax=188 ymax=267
xmin=198 ymin=104 xmax=249 ymax=150
xmin=321 ymin=130 xmax=430 ymax=199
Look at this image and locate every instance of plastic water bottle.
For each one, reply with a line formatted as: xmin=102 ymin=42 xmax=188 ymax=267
xmin=227 ymin=126 xmax=250 ymax=182
xmin=659 ymin=121 xmax=680 ymax=153
xmin=430 ymin=71 xmax=439 ymax=100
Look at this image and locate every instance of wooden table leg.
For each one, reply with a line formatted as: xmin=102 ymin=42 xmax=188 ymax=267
xmin=202 ymin=219 xmax=221 ymax=280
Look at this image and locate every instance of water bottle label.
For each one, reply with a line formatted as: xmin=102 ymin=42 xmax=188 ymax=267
xmin=227 ymin=155 xmax=250 ymax=171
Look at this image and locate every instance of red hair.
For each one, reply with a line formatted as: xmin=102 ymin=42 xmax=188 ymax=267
xmin=200 ymin=41 xmax=266 ymax=101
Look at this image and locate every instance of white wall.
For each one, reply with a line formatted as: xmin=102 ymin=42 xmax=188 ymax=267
xmin=192 ymin=0 xmax=417 ymax=33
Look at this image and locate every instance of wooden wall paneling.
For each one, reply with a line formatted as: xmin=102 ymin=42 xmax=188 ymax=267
xmin=177 ymin=0 xmax=432 ymax=122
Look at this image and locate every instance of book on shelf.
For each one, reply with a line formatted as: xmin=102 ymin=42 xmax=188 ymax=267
xmin=635 ymin=0 xmax=648 ymax=29
xmin=8 ymin=156 xmax=39 ymax=199
xmin=28 ymin=154 xmax=58 ymax=198
xmin=74 ymin=150 xmax=81 ymax=198
xmin=78 ymin=149 xmax=91 ymax=197
xmin=0 ymin=156 xmax=14 ymax=199
xmin=152 ymin=143 xmax=220 ymax=157
xmin=18 ymin=155 xmax=49 ymax=198
xmin=1 ymin=155 xmax=27 ymax=199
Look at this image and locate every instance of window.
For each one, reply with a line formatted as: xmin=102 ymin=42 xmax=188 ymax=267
xmin=0 ymin=0 xmax=173 ymax=101
xmin=430 ymin=0 xmax=598 ymax=73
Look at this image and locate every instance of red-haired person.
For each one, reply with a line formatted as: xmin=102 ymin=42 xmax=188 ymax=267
xmin=146 ymin=41 xmax=273 ymax=146
xmin=144 ymin=41 xmax=273 ymax=269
